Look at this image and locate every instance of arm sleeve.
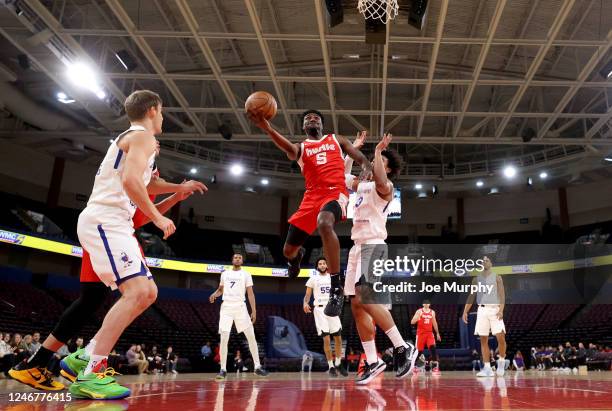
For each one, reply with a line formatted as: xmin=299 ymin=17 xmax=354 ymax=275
xmin=245 ymin=272 xmax=253 ymax=287
xmin=219 ymin=271 xmax=225 ymax=286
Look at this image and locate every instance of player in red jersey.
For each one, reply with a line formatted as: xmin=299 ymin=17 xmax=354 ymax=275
xmin=9 ymin=161 xmax=205 ymax=390
xmin=249 ymin=109 xmax=371 ymax=316
xmin=411 ymin=300 xmax=442 ymax=375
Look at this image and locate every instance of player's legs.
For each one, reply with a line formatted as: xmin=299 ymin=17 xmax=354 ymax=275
xmin=495 ymin=332 xmax=507 ymax=376
xmin=317 ymin=206 xmax=341 ymax=274
xmin=243 ymin=326 xmax=266 ymax=375
xmin=351 ymin=297 xmax=386 ymax=384
xmin=476 ymin=335 xmax=495 ymax=377
xmin=284 ymin=224 xmax=309 ymax=278
xmin=322 ymin=334 xmax=336 ymax=374
xmin=332 ymin=333 xmax=348 ymax=376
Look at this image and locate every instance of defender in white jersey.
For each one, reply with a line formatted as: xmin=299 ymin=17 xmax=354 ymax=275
xmin=303 ymin=257 xmax=347 ymax=376
xmin=71 ymin=90 xmax=177 ymax=399
xmin=344 ymin=132 xmax=417 ymax=385
xmin=209 ymin=254 xmax=269 ymax=380
xmin=462 ymin=255 xmax=507 ymax=377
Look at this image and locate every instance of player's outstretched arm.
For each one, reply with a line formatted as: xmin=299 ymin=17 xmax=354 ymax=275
xmin=248 ymin=112 xmax=300 ymax=160
xmin=303 ymin=287 xmax=313 ymax=313
xmin=338 ymin=135 xmax=372 ymax=179
xmin=373 ymin=134 xmax=393 ymax=199
xmin=246 ymin=286 xmax=257 ymax=323
xmin=147 ymin=176 xmax=207 ymax=195
xmin=123 ymin=132 xmax=175 ymax=239
xmin=133 ymin=180 xmax=197 ymax=228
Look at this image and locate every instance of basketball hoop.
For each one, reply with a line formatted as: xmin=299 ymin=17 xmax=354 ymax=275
xmin=357 ymin=0 xmax=399 ymax=24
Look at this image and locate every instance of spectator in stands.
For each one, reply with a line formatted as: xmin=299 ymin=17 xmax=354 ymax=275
xmin=164 ymin=346 xmax=178 ymax=374
xmin=577 ymin=342 xmax=587 ymax=366
xmin=30 ymin=332 xmax=41 ymax=356
xmin=512 ymin=351 xmax=525 ymax=371
xmin=47 ymin=344 xmax=70 ymax=376
xmin=301 ymin=352 xmax=313 ymax=372
xmin=471 ymin=349 xmax=481 ymax=371
xmin=108 ymin=348 xmax=121 ymax=370
xmin=147 ymin=346 xmax=163 ymax=373
xmin=588 ymin=343 xmax=598 ymax=359
xmin=564 ymin=342 xmax=577 ymax=370
xmin=234 ymin=350 xmax=244 ymax=373
xmin=552 ymin=346 xmax=564 ymax=370
xmin=530 ymin=347 xmax=537 ymax=369
xmin=126 ymin=344 xmax=148 ymax=374
xmin=0 ymin=332 xmax=15 ymax=375
xmin=69 ymin=337 xmax=84 ymax=353
xmin=201 ymin=342 xmax=212 ymax=359
xmin=17 ymin=334 xmax=33 ymax=362
xmin=136 ymin=345 xmax=149 ymax=374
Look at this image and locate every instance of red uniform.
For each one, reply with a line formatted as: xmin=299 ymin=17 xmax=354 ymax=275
xmin=416 ymin=308 xmax=436 ymax=351
xmin=289 ymin=134 xmax=349 ymax=234
xmin=80 ymin=192 xmax=156 ymax=282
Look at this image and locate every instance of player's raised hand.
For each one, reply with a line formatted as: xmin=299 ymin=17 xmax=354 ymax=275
xmin=180 ymin=179 xmax=207 ymax=194
xmin=247 ymin=110 xmax=271 ymax=131
xmin=154 ymin=215 xmax=176 ymax=240
xmin=250 ymin=310 xmax=257 ymax=324
xmin=303 ymin=303 xmax=312 ymax=314
xmin=353 ymin=130 xmax=367 ymax=149
xmin=375 ymin=133 xmax=393 ymax=152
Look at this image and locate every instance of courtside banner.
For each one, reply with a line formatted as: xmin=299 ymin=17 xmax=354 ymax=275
xmin=0 ymin=229 xmax=311 ymax=277
xmin=357 ymin=243 xmax=612 ymax=305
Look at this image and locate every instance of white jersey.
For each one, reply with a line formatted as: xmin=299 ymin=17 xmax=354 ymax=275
xmin=350 ymin=180 xmax=391 ymax=243
xmin=220 ymin=269 xmax=253 ymax=304
xmin=306 ymin=273 xmax=332 ymax=306
xmin=86 ymin=125 xmax=156 ymax=221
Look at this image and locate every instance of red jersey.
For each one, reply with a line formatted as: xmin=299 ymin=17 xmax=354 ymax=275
xmin=297 ymin=134 xmax=347 ymax=193
xmin=417 ymin=309 xmax=434 ymax=334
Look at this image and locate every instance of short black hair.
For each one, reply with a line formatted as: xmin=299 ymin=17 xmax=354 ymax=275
xmin=315 ymin=257 xmax=327 ymax=266
xmin=380 ymin=149 xmax=403 ymax=180
xmin=301 ymin=109 xmax=324 ymax=126
xmin=423 ymin=299 xmax=431 ymax=305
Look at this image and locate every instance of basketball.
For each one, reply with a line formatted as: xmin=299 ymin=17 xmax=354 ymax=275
xmin=245 ymin=91 xmax=277 ymax=120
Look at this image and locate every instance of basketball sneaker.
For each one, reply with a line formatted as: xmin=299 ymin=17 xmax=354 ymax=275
xmin=287 ymin=248 xmax=305 ymax=278
xmin=477 ymin=366 xmax=495 ymax=377
xmin=215 ymin=370 xmax=227 ymax=381
xmin=60 ymin=348 xmax=89 ymax=382
xmin=254 ymin=367 xmax=269 ymax=377
xmin=432 ymin=362 xmax=441 ymax=376
xmin=394 ymin=344 xmax=415 ymax=379
xmin=337 ymin=364 xmax=349 ymax=377
xmin=8 ymin=365 xmax=64 ymax=391
xmin=69 ymin=365 xmax=130 ymax=400
xmin=496 ymin=359 xmax=506 ymax=377
xmin=356 ymin=360 xmax=386 ymax=385
xmin=328 ymin=366 xmax=338 ymax=377
xmin=324 ymin=274 xmax=344 ymax=317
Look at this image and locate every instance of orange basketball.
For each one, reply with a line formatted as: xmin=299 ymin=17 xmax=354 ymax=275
xmin=245 ymin=91 xmax=277 ymax=120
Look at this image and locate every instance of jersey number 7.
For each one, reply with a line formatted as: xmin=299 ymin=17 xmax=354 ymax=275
xmin=230 ymin=281 xmax=236 ymax=288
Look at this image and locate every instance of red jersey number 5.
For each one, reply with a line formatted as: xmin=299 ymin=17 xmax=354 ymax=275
xmin=316 ymin=152 xmax=327 ymax=165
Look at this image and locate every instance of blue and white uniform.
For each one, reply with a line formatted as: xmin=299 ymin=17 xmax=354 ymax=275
xmin=306 ymin=273 xmax=342 ymax=336
xmin=77 ymin=125 xmax=156 ymax=289
xmin=218 ymin=269 xmax=254 ymax=334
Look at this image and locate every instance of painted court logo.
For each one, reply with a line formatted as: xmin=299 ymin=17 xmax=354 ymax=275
xmin=0 ymin=230 xmax=25 ymax=245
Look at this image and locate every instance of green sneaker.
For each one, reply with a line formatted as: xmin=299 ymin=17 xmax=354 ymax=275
xmin=60 ymin=348 xmax=89 ymax=382
xmin=69 ymin=369 xmax=131 ymax=400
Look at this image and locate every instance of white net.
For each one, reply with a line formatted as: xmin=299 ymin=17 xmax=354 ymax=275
xmin=357 ymin=0 xmax=399 ymax=24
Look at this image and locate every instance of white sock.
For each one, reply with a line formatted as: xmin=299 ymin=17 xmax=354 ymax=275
xmin=334 ymin=357 xmax=341 ymax=367
xmin=84 ymin=354 xmax=107 ymax=376
xmin=361 ymin=340 xmax=378 ymax=365
xmin=484 ymin=362 xmax=491 ymax=369
xmin=328 ymin=360 xmax=334 ymax=368
xmin=385 ymin=326 xmax=408 ymax=349
xmin=84 ymin=339 xmax=96 ymax=357
xmin=220 ymin=332 xmax=230 ymax=371
xmin=244 ymin=327 xmax=261 ymax=369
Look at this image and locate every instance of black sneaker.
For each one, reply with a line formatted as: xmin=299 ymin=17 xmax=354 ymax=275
xmin=287 ymin=248 xmax=305 ymax=278
xmin=254 ymin=367 xmax=269 ymax=376
xmin=324 ymin=282 xmax=344 ymax=317
xmin=328 ymin=367 xmax=338 ymax=377
xmin=215 ymin=370 xmax=227 ymax=381
xmin=355 ymin=360 xmax=386 ymax=385
xmin=394 ymin=343 xmax=416 ymax=379
xmin=337 ymin=364 xmax=348 ymax=377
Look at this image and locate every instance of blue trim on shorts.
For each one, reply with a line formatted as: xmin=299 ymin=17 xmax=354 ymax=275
xmin=113 ymin=150 xmax=123 ymax=169
xmin=97 ymin=224 xmax=120 ymax=282
xmin=115 ymin=261 xmax=149 ymax=286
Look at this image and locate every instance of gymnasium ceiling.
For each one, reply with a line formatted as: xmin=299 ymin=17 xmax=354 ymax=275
xmin=0 ymin=0 xmax=611 ymax=191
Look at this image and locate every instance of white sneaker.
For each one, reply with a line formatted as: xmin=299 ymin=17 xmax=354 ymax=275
xmin=496 ymin=360 xmax=505 ymax=376
xmin=172 ymin=370 xmax=178 ymax=374
xmin=477 ymin=367 xmax=495 ymax=377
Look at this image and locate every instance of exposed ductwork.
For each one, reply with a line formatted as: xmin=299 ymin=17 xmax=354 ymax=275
xmin=0 ymin=63 xmax=77 ymax=131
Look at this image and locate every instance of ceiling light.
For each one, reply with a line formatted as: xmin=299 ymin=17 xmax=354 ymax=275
xmin=230 ymin=164 xmax=244 ymax=176
xmin=604 ymin=155 xmax=612 ymax=162
xmin=115 ymin=49 xmax=137 ymax=72
xmin=418 ymin=192 xmax=427 ymax=198
xmin=539 ymin=171 xmax=548 ymax=179
xmin=415 ymin=183 xmax=423 ymax=190
xmin=476 ymin=180 xmax=484 ymax=187
xmin=56 ymin=91 xmax=75 ymax=104
xmin=488 ymin=187 xmax=499 ymax=195
xmin=342 ymin=54 xmax=360 ymax=59
xmin=527 ymin=177 xmax=533 ymax=186
xmin=261 ymin=178 xmax=269 ymax=186
xmin=190 ymin=168 xmax=197 ymax=175
xmin=66 ymin=61 xmax=106 ymax=100
xmin=503 ymin=165 xmax=517 ymax=179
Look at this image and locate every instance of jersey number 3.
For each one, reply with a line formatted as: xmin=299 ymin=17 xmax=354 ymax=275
xmin=316 ymin=152 xmax=327 ymax=165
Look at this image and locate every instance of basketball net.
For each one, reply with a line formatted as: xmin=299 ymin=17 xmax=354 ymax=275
xmin=357 ymin=0 xmax=399 ymax=24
